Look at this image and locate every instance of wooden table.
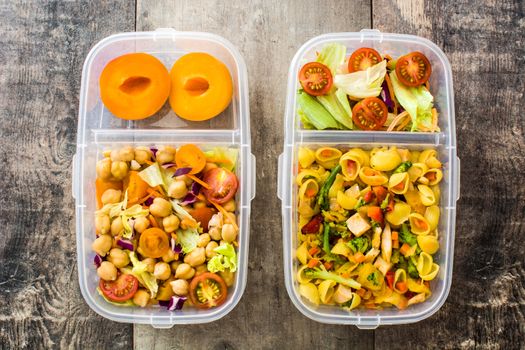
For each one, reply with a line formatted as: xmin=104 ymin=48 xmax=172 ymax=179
xmin=1 ymin=0 xmax=523 ymax=349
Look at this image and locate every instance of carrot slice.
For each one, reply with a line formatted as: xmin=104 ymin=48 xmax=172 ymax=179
xmin=391 ymin=231 xmax=399 ymax=241
xmin=148 ymin=215 xmax=159 ymax=228
xmin=187 ymin=174 xmax=211 ymax=189
xmin=308 ymin=247 xmax=320 ymax=256
xmin=124 ymin=171 xmax=150 ymax=205
xmin=307 ymin=259 xmax=319 ymax=268
xmin=175 ymin=144 xmax=206 ymax=174
xmin=399 ymin=243 xmax=411 ymax=256
xmin=396 ymin=281 xmax=408 ymax=293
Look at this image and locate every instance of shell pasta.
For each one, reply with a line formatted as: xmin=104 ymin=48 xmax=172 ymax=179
xmin=295 ymin=146 xmax=443 ymax=310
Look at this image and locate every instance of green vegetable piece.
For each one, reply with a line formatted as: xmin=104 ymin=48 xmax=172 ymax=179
xmin=367 ymin=271 xmax=381 ymax=286
xmin=317 ymin=164 xmax=342 ymax=210
xmin=393 ymin=161 xmax=412 ymax=174
xmin=407 ymin=258 xmax=420 ymax=279
xmin=297 ymin=91 xmax=341 ymax=130
xmin=347 ymin=236 xmax=370 ymax=254
xmin=317 ymin=92 xmax=353 ymax=129
xmin=354 ymin=198 xmax=366 ymax=210
xmin=304 ymin=268 xmax=362 ymax=290
xmin=316 ymin=43 xmax=346 ymax=75
xmin=399 ymin=224 xmax=418 ymax=246
xmin=322 ymin=223 xmax=331 ymax=255
xmin=380 ymin=193 xmax=391 ymax=210
xmin=207 ymin=242 xmax=238 ymax=273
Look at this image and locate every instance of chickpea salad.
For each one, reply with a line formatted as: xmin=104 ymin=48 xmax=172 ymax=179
xmin=296 ymin=146 xmax=442 ymax=310
xmin=93 ymin=144 xmax=240 ymax=310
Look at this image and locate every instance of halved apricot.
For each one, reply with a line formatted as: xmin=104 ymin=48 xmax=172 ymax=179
xmin=169 ymin=53 xmax=233 ymax=121
xmin=99 ymin=53 xmax=170 ymax=120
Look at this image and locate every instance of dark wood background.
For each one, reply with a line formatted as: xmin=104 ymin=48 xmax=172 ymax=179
xmin=0 ymin=0 xmax=523 ymax=349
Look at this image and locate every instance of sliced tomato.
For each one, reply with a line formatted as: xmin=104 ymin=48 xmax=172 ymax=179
xmin=202 ymin=167 xmax=238 ymax=204
xmin=395 ymin=52 xmax=432 ymax=87
xmin=367 ymin=206 xmax=384 ymax=225
xmin=99 ymin=273 xmax=138 ymax=302
xmin=363 ymin=190 xmax=375 ymax=204
xmin=385 ymin=271 xmax=395 ymax=290
xmin=372 ymin=186 xmax=388 ymax=205
xmin=188 ymin=207 xmax=217 ymax=232
xmin=301 ymin=214 xmax=323 ymax=234
xmin=298 ymin=62 xmax=333 ymax=96
xmin=352 ymin=97 xmax=388 ymax=130
xmin=348 ymin=47 xmax=382 ymax=72
xmin=189 ymin=272 xmax=228 ymax=309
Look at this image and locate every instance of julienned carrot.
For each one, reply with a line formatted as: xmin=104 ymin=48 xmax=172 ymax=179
xmin=308 ymin=247 xmax=320 ymax=256
xmin=148 ymin=215 xmax=159 ymax=228
xmin=391 ymin=231 xmax=399 ymax=241
xmin=146 ymin=188 xmax=165 ymax=199
xmin=323 ymin=261 xmax=333 ymax=270
xmin=209 ymin=200 xmax=239 ymax=231
xmin=307 ymin=259 xmax=319 ymax=268
xmin=187 ymin=174 xmax=211 ymax=189
xmin=395 ymin=281 xmax=408 ymax=293
xmin=392 ymin=240 xmax=400 ymax=249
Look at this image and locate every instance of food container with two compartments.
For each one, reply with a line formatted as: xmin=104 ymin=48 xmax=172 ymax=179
xmin=278 ymin=29 xmax=460 ymax=328
xmin=72 ymin=29 xmax=255 ymax=328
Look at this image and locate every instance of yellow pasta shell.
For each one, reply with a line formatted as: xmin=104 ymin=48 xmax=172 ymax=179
xmin=431 ymin=185 xmax=441 ymax=206
xmin=407 ymin=278 xmax=430 ymax=294
xmin=408 ymin=213 xmax=431 ymax=235
xmin=331 ymin=241 xmax=351 ymax=257
xmin=298 ymin=147 xmax=316 ymax=169
xmin=385 ymin=201 xmax=412 ymax=226
xmin=298 ymin=201 xmax=316 ymax=219
xmin=344 ymin=148 xmax=370 ymax=167
xmin=418 ymin=149 xmax=437 ymax=164
xmin=359 ymin=167 xmax=388 ymax=186
xmin=426 ymin=156 xmax=442 ymax=169
xmin=407 ymin=162 xmax=428 ymax=182
xmin=296 ymin=242 xmax=309 ymax=265
xmin=389 ymin=172 xmax=410 ymax=194
xmin=337 ymin=191 xmax=358 ymax=210
xmin=296 ymin=265 xmax=313 ymax=284
xmin=416 ymin=252 xmax=434 ymax=276
xmin=418 ymin=184 xmax=436 ymax=206
xmin=315 ymin=147 xmax=342 ymax=169
xmin=299 ymin=283 xmax=320 ymax=305
xmin=393 ymin=269 xmax=408 ymax=294
xmin=318 ymin=280 xmax=337 ymax=304
xmin=347 ymin=293 xmax=361 ymax=310
xmin=328 ymin=174 xmax=345 ymax=199
xmin=424 ymin=205 xmax=440 ymax=231
xmin=420 ymin=263 xmax=440 ymax=281
xmin=423 ymin=168 xmax=443 ymax=186
xmin=417 ymin=235 xmax=440 ymax=255
xmin=296 ymin=169 xmax=322 ymax=186
xmin=339 ymin=154 xmax=361 ymax=181
xmin=370 ymin=148 xmax=402 ymax=171
xmin=397 ymin=148 xmax=411 ymax=162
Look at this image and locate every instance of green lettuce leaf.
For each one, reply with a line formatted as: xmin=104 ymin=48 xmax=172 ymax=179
xmin=389 ymin=71 xmax=434 ymax=131
xmin=317 ymin=90 xmax=353 ymax=129
xmin=334 ymin=60 xmax=386 ymax=99
xmin=176 ymin=227 xmax=199 ymax=254
xmin=204 ymin=147 xmax=239 ymax=171
xmin=121 ymin=204 xmax=149 ymax=239
xmin=128 ymin=251 xmax=158 ymax=298
xmin=207 ymin=243 xmax=238 ymax=273
xmin=297 ymin=91 xmax=342 ymax=130
xmin=138 ymin=162 xmax=174 ymax=192
xmin=316 ymin=43 xmax=347 ymax=75
xmin=96 ymin=190 xmax=128 ymax=218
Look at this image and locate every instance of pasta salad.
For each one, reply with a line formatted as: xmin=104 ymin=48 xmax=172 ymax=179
xmin=295 ymin=146 xmax=442 ymax=310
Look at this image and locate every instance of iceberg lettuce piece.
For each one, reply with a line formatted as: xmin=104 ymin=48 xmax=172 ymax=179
xmin=176 ymin=227 xmax=199 ymax=254
xmin=204 ymin=147 xmax=239 ymax=171
xmin=297 ymin=91 xmax=342 ymax=130
xmin=128 ymin=251 xmax=158 ymax=298
xmin=316 ymin=43 xmax=347 ymax=75
xmin=389 ymin=71 xmax=434 ymax=131
xmin=121 ymin=204 xmax=149 ymax=239
xmin=96 ymin=190 xmax=128 ymax=218
xmin=334 ymin=60 xmax=387 ymax=99
xmin=317 ymin=89 xmax=353 ymax=129
xmin=207 ymin=243 xmax=238 ymax=273
xmin=138 ymin=162 xmax=174 ymax=192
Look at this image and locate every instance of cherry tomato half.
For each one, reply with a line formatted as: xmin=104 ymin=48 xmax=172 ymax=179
xmin=298 ymin=62 xmax=333 ymax=96
xmin=99 ymin=273 xmax=138 ymax=302
xmin=352 ymin=97 xmax=388 ymax=130
xmin=202 ymin=167 xmax=238 ymax=204
xmin=189 ymin=272 xmax=228 ymax=309
xmin=395 ymin=51 xmax=432 ymax=87
xmin=348 ymin=47 xmax=382 ymax=72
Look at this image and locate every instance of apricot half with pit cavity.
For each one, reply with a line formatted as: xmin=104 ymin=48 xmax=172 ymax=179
xmin=169 ymin=53 xmax=233 ymax=121
xmin=99 ymin=53 xmax=170 ymax=120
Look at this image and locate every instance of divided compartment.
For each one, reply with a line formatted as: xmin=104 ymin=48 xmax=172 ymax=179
xmin=279 ymin=30 xmax=459 ymax=328
xmin=73 ymin=30 xmax=254 ymax=327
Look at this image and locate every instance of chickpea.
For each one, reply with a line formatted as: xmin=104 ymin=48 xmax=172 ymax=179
xmin=194 ymin=264 xmax=208 ymax=276
xmin=101 ymin=189 xmax=122 ymax=205
xmin=223 ymin=199 xmax=236 ymax=212
xmin=184 ymin=247 xmax=206 ymax=267
xmin=220 ymin=270 xmax=235 ymax=287
xmin=150 ymin=198 xmax=172 ymax=217
xmin=208 ymin=213 xmax=223 ymax=228
xmin=153 ymin=262 xmax=172 ymax=280
xmin=120 ymin=147 xmax=135 ymax=162
xmin=163 ymin=214 xmax=180 ymax=233
xmin=175 ymin=263 xmax=195 ymax=280
xmin=209 ymin=226 xmax=222 ymax=241
xmin=97 ymin=261 xmax=117 ymax=281
xmin=175 ymin=175 xmax=193 ymax=186
xmin=167 ymin=180 xmax=188 ymax=199
xmin=197 ymin=233 xmax=211 ymax=248
xmin=193 ymin=201 xmax=207 ymax=209
xmin=156 ymin=146 xmax=176 ymax=164
xmin=134 ymin=147 xmax=152 ymax=164
xmin=221 ymin=224 xmax=237 ymax=243
xmin=205 ymin=241 xmax=219 ymax=258
xmin=92 ymin=234 xmax=113 ymax=256
xmin=142 ymin=258 xmax=156 ymax=273
xmin=102 ymin=150 xmax=111 ymax=158
xmin=203 ymin=162 xmax=218 ymax=173
xmin=96 ymin=158 xmax=112 ymax=180
xmin=134 ymin=216 xmax=150 ymax=233
xmin=162 ymin=249 xmax=177 ymax=263
xmin=107 ymin=248 xmax=129 ymax=268
xmin=95 ymin=215 xmax=110 ymax=235
xmin=170 ymin=260 xmax=182 ymax=271
xmin=111 ymin=161 xmax=128 ymax=180
xmin=170 ymin=279 xmax=189 ymax=296
xmin=133 ymin=289 xmax=150 ymax=307
xmin=224 ymin=213 xmax=236 ymax=225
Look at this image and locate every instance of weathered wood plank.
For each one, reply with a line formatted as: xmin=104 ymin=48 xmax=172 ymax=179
xmin=134 ymin=0 xmax=372 ymax=349
xmin=372 ymin=0 xmax=525 ymax=349
xmin=0 ymin=1 xmax=135 ymax=349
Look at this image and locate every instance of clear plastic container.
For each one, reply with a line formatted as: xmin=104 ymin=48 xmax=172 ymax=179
xmin=278 ymin=30 xmax=460 ymax=328
xmin=72 ymin=29 xmax=255 ymax=328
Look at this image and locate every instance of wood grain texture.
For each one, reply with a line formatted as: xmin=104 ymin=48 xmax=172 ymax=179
xmin=0 ymin=1 xmax=135 ymax=349
xmin=134 ymin=0 xmax=372 ymax=349
xmin=373 ymin=0 xmax=525 ymax=349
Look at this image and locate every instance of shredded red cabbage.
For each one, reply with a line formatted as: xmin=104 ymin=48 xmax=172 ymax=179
xmin=117 ymin=239 xmax=134 ymax=251
xmin=171 ymin=238 xmax=183 ymax=254
xmin=173 ymin=167 xmax=192 ymax=177
xmin=150 ymin=147 xmax=158 ymax=160
xmin=94 ymin=255 xmax=103 ymax=268
xmin=189 ymin=181 xmax=201 ymax=196
xmin=380 ymin=80 xmax=395 ymax=112
xmin=144 ymin=197 xmax=154 ymax=206
xmin=159 ymin=296 xmax=187 ymax=311
xmin=180 ymin=193 xmax=197 ymax=206
xmin=161 ymin=163 xmax=177 ymax=169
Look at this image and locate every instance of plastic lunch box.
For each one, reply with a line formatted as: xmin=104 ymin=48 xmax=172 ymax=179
xmin=278 ymin=29 xmax=460 ymax=328
xmin=72 ymin=29 xmax=255 ymax=328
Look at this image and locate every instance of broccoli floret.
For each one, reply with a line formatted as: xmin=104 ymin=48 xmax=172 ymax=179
xmin=347 ymin=236 xmax=370 ymax=254
xmin=380 ymin=194 xmax=391 ymax=210
xmin=407 ymin=258 xmax=420 ymax=279
xmin=304 ymin=268 xmax=361 ymax=290
xmin=354 ymin=198 xmax=366 ymax=210
xmin=367 ymin=271 xmax=381 ymax=286
xmin=393 ymin=161 xmax=412 ymax=174
xmin=399 ymin=224 xmax=418 ymax=246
